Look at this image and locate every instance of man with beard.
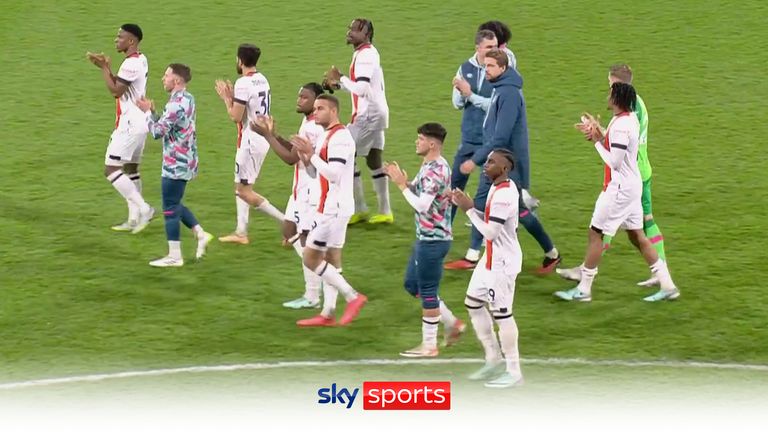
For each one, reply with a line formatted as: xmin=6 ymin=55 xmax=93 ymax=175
xmin=215 ymin=43 xmax=283 ymax=245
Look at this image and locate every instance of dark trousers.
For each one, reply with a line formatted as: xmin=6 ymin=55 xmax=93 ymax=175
xmin=404 ymin=240 xmax=452 ymax=309
xmin=450 ymin=140 xmax=482 ymax=221
xmin=162 ymin=177 xmax=199 ymax=241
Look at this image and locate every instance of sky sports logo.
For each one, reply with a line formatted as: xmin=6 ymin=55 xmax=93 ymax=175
xmin=317 ymin=381 xmax=451 ymax=410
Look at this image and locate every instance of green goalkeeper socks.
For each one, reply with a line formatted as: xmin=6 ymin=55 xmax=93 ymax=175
xmin=601 ymin=235 xmax=613 ymax=256
xmin=644 ymin=218 xmax=667 ymax=261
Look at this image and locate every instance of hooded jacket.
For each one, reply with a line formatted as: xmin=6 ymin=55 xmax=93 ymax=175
xmin=474 ymin=66 xmax=530 ymax=190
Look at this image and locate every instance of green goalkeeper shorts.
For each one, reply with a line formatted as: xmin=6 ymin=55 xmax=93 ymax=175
xmin=641 ymin=178 xmax=653 ymax=216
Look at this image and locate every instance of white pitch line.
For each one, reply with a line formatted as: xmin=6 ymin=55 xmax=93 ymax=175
xmin=1 ymin=357 xmax=767 ymax=391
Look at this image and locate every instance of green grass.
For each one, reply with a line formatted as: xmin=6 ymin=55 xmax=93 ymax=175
xmin=5 ymin=363 xmax=768 ymax=404
xmin=1 ymin=0 xmax=766 ymax=383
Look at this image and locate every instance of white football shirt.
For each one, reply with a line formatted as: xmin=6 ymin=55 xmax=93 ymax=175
xmin=314 ymin=125 xmax=355 ymax=216
xmin=481 ymin=180 xmax=522 ymax=274
xmin=115 ymin=52 xmax=148 ymax=132
xmin=293 ymin=115 xmax=325 ymax=205
xmin=601 ymin=112 xmax=641 ymax=193
xmin=345 ymin=44 xmax=389 ymax=129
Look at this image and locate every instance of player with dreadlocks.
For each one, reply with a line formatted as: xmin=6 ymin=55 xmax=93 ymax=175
xmin=554 ymin=82 xmax=680 ymax=302
xmin=249 ymin=82 xmax=327 ymax=309
xmin=451 ymin=148 xmax=524 ymax=388
xmin=323 ymin=18 xmax=393 ymax=226
xmin=560 ymin=64 xmax=669 ymax=293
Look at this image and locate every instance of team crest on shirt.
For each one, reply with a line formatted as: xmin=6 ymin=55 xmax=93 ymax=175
xmin=467 ymin=73 xmax=473 ymax=78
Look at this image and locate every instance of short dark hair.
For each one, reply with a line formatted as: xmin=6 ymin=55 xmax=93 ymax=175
xmin=475 ymin=29 xmax=496 ymax=45
xmin=610 ymin=82 xmax=637 ymax=112
xmin=237 ymin=44 xmax=261 ymax=67
xmin=478 ymin=20 xmax=511 ymax=46
xmin=120 ymin=23 xmax=143 ymax=41
xmin=316 ymin=94 xmax=339 ymax=109
xmin=302 ymin=82 xmax=325 ymax=97
xmin=353 ymin=18 xmax=374 ymax=43
xmin=491 ymin=148 xmax=515 ymax=171
xmin=168 ymin=63 xmax=192 ymax=83
xmin=417 ymin=122 xmax=447 ymax=143
xmin=609 ymin=64 xmax=633 ymax=84
xmin=485 ymin=49 xmax=508 ymax=68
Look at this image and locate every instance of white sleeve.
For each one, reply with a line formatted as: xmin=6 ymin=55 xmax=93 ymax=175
xmin=452 ymin=65 xmax=466 ymax=109
xmin=340 ymin=76 xmax=371 ymax=98
xmin=402 ymin=167 xmax=440 ymax=213
xmin=595 ymin=117 xmax=632 ymax=169
xmin=467 ymin=93 xmax=492 ymax=111
xmin=403 ymin=189 xmax=435 ymax=213
xmin=116 ymin=58 xmax=141 ymax=84
xmin=309 ymin=134 xmax=352 ymax=183
xmin=467 ymin=210 xmax=502 ymax=240
xmin=466 ymin=188 xmax=516 ymax=240
xmin=233 ymin=78 xmax=249 ymax=105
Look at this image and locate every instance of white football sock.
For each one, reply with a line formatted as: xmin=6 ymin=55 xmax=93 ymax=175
xmin=465 ymin=248 xmax=480 ymax=262
xmin=257 ymin=199 xmax=284 ymax=220
xmin=127 ymin=200 xmax=138 ymax=223
xmin=303 ymin=265 xmax=322 ymax=303
xmin=545 ymin=247 xmax=559 ymax=259
xmin=422 ymin=315 xmax=440 ymax=349
xmin=127 ymin=173 xmax=141 ymax=223
xmin=168 ymin=241 xmax=182 ymax=260
xmin=496 ymin=315 xmax=522 ymax=377
xmin=353 ymin=170 xmax=368 ymax=213
xmin=192 ymin=224 xmax=204 ymax=238
xmin=314 ymin=261 xmax=357 ymax=302
xmin=371 ymin=168 xmax=391 ymax=215
xmin=108 ymin=171 xmax=148 ymax=209
xmin=468 ymin=306 xmax=502 ymax=363
xmin=650 ymin=259 xmax=676 ymax=291
xmin=439 ymin=299 xmax=457 ymax=328
xmin=235 ymin=196 xmax=249 ymax=236
xmin=321 ymin=280 xmax=339 ymax=318
xmin=577 ymin=266 xmax=598 ymax=295
xmin=130 ymin=173 xmax=142 ymax=194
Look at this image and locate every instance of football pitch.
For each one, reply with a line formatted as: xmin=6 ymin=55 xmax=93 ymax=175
xmin=1 ymin=0 xmax=766 ymax=394
xmin=1 ymin=361 xmax=767 ymax=430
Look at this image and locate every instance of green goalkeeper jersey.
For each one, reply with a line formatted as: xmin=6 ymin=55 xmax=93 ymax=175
xmin=635 ymin=94 xmax=652 ymax=181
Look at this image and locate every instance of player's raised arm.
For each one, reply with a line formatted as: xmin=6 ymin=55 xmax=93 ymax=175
xmin=386 ymin=162 xmax=434 ymax=213
xmin=465 ymin=192 xmax=509 ymax=241
xmin=97 ymin=24 xmax=144 ymax=98
xmin=308 ymin=136 xmax=347 ymax=184
xmin=337 ymin=64 xmax=372 ymax=98
xmin=89 ymin=51 xmax=127 ymax=98
xmin=98 ymin=58 xmax=129 ymax=98
xmin=215 ymin=79 xmax=245 ymax=123
xmin=594 ymin=125 xmax=629 ymax=169
xmin=146 ymin=98 xmax=184 ymax=139
xmin=250 ymin=116 xmax=300 ymax=165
